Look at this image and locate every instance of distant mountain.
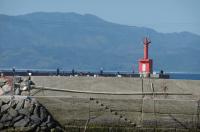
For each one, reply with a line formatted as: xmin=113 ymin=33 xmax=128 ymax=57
xmin=0 ymin=12 xmax=200 ymax=72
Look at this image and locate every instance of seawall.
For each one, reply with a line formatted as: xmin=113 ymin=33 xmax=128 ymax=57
xmin=30 ymin=76 xmax=200 ymax=131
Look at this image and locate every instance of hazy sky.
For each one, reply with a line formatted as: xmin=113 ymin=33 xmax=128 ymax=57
xmin=0 ymin=0 xmax=200 ymax=35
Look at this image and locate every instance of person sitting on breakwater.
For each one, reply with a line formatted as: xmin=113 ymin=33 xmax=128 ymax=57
xmin=72 ymin=69 xmax=75 ymax=76
xmin=12 ymin=67 xmax=15 ymax=76
xmin=100 ymin=67 xmax=103 ymax=75
xmin=56 ymin=68 xmax=60 ymax=76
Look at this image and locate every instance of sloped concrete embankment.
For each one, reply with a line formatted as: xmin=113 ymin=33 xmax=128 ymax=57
xmin=30 ymin=76 xmax=200 ymax=131
xmin=36 ymin=97 xmax=200 ymax=131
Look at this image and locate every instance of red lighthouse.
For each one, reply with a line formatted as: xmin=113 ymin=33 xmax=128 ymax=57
xmin=138 ymin=37 xmax=153 ymax=77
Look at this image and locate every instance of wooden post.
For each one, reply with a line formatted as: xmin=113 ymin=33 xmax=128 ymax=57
xmin=151 ymin=82 xmax=157 ymax=130
xmin=142 ymin=78 xmax=144 ymax=98
xmin=140 ymin=78 xmax=144 ymax=127
xmin=197 ymin=100 xmax=200 ymax=129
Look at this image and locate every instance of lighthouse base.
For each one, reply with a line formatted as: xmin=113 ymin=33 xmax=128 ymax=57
xmin=138 ymin=59 xmax=153 ymax=78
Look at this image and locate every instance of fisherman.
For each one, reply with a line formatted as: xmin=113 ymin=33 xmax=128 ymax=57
xmin=12 ymin=67 xmax=15 ymax=76
xmin=28 ymin=72 xmax=32 ymax=96
xmin=100 ymin=67 xmax=103 ymax=75
xmin=132 ymin=65 xmax=135 ymax=74
xmin=11 ymin=67 xmax=16 ymax=95
xmin=56 ymin=68 xmax=60 ymax=76
xmin=0 ymin=72 xmax=3 ymax=77
xmin=72 ymin=69 xmax=75 ymax=76
xmin=160 ymin=70 xmax=164 ymax=75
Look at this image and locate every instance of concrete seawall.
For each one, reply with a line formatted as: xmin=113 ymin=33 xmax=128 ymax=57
xmin=31 ymin=76 xmax=200 ymax=131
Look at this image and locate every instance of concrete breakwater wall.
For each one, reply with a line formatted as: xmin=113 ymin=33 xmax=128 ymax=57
xmin=31 ymin=76 xmax=200 ymax=98
xmin=29 ymin=76 xmax=200 ymax=131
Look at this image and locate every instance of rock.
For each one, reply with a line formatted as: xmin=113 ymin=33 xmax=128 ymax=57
xmin=0 ymin=97 xmax=62 ymax=131
xmin=2 ymin=98 xmax=10 ymax=104
xmin=30 ymin=115 xmax=41 ymax=125
xmin=0 ymin=123 xmax=3 ymax=129
xmin=21 ymin=91 xmax=29 ymax=96
xmin=24 ymin=98 xmax=31 ymax=108
xmin=0 ymin=113 xmax=12 ymax=122
xmin=31 ymin=98 xmax=38 ymax=104
xmin=10 ymin=101 xmax=17 ymax=109
xmin=45 ymin=115 xmax=51 ymax=124
xmin=55 ymin=126 xmax=63 ymax=132
xmin=8 ymin=108 xmax=18 ymax=118
xmin=5 ymin=128 xmax=15 ymax=131
xmin=33 ymin=104 xmax=39 ymax=116
xmin=14 ymin=87 xmax=20 ymax=95
xmin=0 ymin=100 xmax=3 ymax=107
xmin=18 ymin=126 xmax=35 ymax=132
xmin=18 ymin=108 xmax=30 ymax=116
xmin=35 ymin=126 xmax=41 ymax=132
xmin=20 ymin=82 xmax=28 ymax=91
xmin=14 ymin=118 xmax=29 ymax=127
xmin=14 ymin=76 xmax=22 ymax=83
xmin=40 ymin=122 xmax=47 ymax=127
xmin=14 ymin=120 xmax=24 ymax=127
xmin=0 ymin=89 xmax=4 ymax=95
xmin=3 ymin=121 xmax=11 ymax=127
xmin=50 ymin=128 xmax=56 ymax=132
xmin=23 ymin=78 xmax=29 ymax=82
xmin=12 ymin=115 xmax=24 ymax=123
xmin=0 ymin=78 xmax=6 ymax=83
xmin=2 ymin=84 xmax=11 ymax=93
xmin=47 ymin=122 xmax=55 ymax=128
xmin=1 ymin=104 xmax=10 ymax=113
xmin=40 ymin=126 xmax=48 ymax=131
xmin=30 ymin=124 xmax=37 ymax=130
xmin=0 ymin=78 xmax=6 ymax=87
xmin=15 ymin=99 xmax=24 ymax=110
xmin=14 ymin=83 xmax=21 ymax=88
xmin=0 ymin=82 xmax=5 ymax=87
xmin=40 ymin=107 xmax=47 ymax=121
xmin=28 ymin=105 xmax=35 ymax=115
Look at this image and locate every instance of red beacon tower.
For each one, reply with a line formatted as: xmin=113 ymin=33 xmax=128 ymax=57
xmin=138 ymin=37 xmax=153 ymax=77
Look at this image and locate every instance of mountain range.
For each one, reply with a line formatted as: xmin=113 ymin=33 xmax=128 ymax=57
xmin=0 ymin=12 xmax=200 ymax=72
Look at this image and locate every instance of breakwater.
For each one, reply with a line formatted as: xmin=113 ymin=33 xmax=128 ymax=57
xmin=31 ymin=76 xmax=200 ymax=131
xmin=1 ymin=76 xmax=200 ymax=131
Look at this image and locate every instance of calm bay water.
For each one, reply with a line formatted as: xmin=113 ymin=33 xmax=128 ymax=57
xmin=168 ymin=73 xmax=200 ymax=80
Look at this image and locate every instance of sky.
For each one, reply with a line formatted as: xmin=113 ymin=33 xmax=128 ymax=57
xmin=0 ymin=0 xmax=200 ymax=35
